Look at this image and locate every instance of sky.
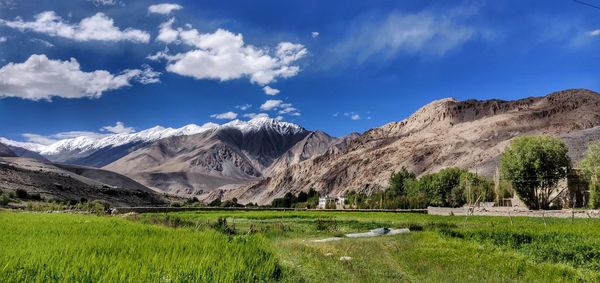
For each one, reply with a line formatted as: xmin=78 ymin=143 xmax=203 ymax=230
xmin=0 ymin=0 xmax=600 ymax=143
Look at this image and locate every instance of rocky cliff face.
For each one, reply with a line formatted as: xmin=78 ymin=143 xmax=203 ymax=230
xmin=225 ymin=89 xmax=600 ymax=205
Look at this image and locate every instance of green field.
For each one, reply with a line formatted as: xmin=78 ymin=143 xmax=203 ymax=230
xmin=2 ymin=210 xmax=600 ymax=282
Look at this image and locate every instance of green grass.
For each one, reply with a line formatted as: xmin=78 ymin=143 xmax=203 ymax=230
xmin=0 ymin=211 xmax=280 ymax=282
xmin=2 ymin=210 xmax=600 ymax=282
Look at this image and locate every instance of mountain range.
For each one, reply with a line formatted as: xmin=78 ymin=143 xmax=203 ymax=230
xmin=2 ymin=89 xmax=600 ymax=205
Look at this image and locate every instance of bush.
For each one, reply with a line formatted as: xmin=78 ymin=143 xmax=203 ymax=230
xmin=0 ymin=194 xmax=10 ymax=206
xmin=315 ymin=217 xmax=337 ymax=231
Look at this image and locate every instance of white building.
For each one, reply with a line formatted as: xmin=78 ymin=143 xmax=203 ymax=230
xmin=318 ymin=196 xmax=346 ymax=209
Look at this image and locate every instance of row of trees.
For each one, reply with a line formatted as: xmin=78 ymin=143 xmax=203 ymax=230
xmin=347 ymin=135 xmax=600 ymax=210
xmin=346 ymin=167 xmax=493 ymax=209
xmin=270 ymin=188 xmax=320 ymax=208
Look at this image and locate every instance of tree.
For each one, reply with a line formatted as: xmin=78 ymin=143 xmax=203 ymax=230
xmin=388 ymin=167 xmax=416 ymax=196
xmin=500 ymin=136 xmax=571 ymax=209
xmin=580 ymin=141 xmax=600 ymax=208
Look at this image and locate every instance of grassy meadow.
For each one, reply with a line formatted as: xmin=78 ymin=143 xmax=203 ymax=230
xmin=2 ymin=210 xmax=600 ymax=282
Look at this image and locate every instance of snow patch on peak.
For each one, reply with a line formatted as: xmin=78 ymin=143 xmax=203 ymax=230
xmin=221 ymin=117 xmax=305 ymax=135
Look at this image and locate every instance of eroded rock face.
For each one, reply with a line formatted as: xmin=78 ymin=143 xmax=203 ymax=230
xmin=227 ymin=89 xmax=600 ymax=205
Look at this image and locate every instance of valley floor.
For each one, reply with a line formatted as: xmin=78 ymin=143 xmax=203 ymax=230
xmin=1 ymin=210 xmax=599 ymax=282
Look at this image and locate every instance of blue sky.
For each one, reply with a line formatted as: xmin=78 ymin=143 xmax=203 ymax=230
xmin=0 ymin=0 xmax=599 ymax=142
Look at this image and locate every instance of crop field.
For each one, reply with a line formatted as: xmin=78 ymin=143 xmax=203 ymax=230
xmin=2 ymin=210 xmax=600 ymax=282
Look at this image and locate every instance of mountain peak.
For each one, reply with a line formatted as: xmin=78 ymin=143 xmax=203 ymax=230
xmin=221 ymin=117 xmax=305 ymax=135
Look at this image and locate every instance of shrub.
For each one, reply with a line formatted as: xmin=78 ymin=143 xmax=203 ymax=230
xmin=0 ymin=194 xmax=10 ymax=206
xmin=315 ymin=217 xmax=337 ymax=231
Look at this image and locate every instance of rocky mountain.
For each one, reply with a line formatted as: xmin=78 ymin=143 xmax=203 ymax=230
xmin=0 ymin=157 xmax=168 ymax=206
xmin=104 ymin=117 xmax=312 ymax=197
xmin=223 ymin=89 xmax=600 ymax=204
xmin=0 ymin=143 xmax=16 ymax=157
xmin=5 ymin=88 xmax=600 ymax=206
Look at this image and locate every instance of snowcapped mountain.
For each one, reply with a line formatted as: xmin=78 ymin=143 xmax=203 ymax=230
xmin=221 ymin=117 xmax=305 ymax=135
xmin=0 ymin=117 xmax=306 ymax=164
xmin=104 ymin=117 xmax=311 ymax=196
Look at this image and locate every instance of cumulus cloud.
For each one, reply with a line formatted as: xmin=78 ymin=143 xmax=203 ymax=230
xmin=0 ymin=36 xmax=6 ymax=43
xmin=259 ymin=99 xmax=301 ymax=116
xmin=331 ymin=9 xmax=475 ymax=64
xmin=312 ymin=32 xmax=319 ymax=38
xmin=1 ymin=11 xmax=150 ymax=43
xmin=260 ymin=99 xmax=283 ymax=111
xmin=263 ymin=86 xmax=280 ymax=95
xmin=242 ymin=113 xmax=270 ymax=119
xmin=210 ymin=111 xmax=238 ymax=120
xmin=0 ymin=54 xmax=159 ymax=100
xmin=149 ymin=19 xmax=307 ymax=85
xmin=101 ymin=121 xmax=135 ymax=134
xmin=148 ymin=3 xmax=183 ymax=15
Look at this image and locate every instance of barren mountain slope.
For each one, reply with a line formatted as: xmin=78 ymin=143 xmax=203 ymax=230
xmin=226 ymin=89 xmax=600 ymax=204
xmin=105 ymin=118 xmax=310 ymax=197
xmin=0 ymin=143 xmax=16 ymax=157
xmin=266 ymin=131 xmax=339 ymax=175
xmin=0 ymin=157 xmax=167 ymax=206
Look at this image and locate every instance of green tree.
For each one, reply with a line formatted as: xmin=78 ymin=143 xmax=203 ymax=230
xmin=388 ymin=167 xmax=416 ymax=196
xmin=580 ymin=141 xmax=600 ymax=208
xmin=500 ymin=136 xmax=571 ymax=209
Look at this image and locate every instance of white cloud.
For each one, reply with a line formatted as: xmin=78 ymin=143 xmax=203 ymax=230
xmin=89 ymin=0 xmax=118 ymax=7
xmin=259 ymin=99 xmax=301 ymax=116
xmin=30 ymin=38 xmax=54 ymax=47
xmin=22 ymin=131 xmax=105 ymax=145
xmin=260 ymin=99 xmax=283 ymax=111
xmin=243 ymin=113 xmax=270 ymax=119
xmin=210 ymin=111 xmax=238 ymax=120
xmin=588 ymin=29 xmax=600 ymax=37
xmin=150 ymin=19 xmax=307 ymax=85
xmin=148 ymin=3 xmax=183 ymax=15
xmin=278 ymin=107 xmax=297 ymax=114
xmin=0 ymin=36 xmax=6 ymax=43
xmin=263 ymin=86 xmax=280 ymax=95
xmin=134 ymin=64 xmax=161 ymax=84
xmin=0 ymin=54 xmax=159 ymax=100
xmin=1 ymin=11 xmax=150 ymax=43
xmin=343 ymin=112 xmax=361 ymax=120
xmin=101 ymin=121 xmax=135 ymax=134
xmin=235 ymin=104 xmax=251 ymax=111
xmin=332 ymin=10 xmax=475 ymax=64
xmin=21 ymin=133 xmax=59 ymax=146
xmin=312 ymin=32 xmax=319 ymax=38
